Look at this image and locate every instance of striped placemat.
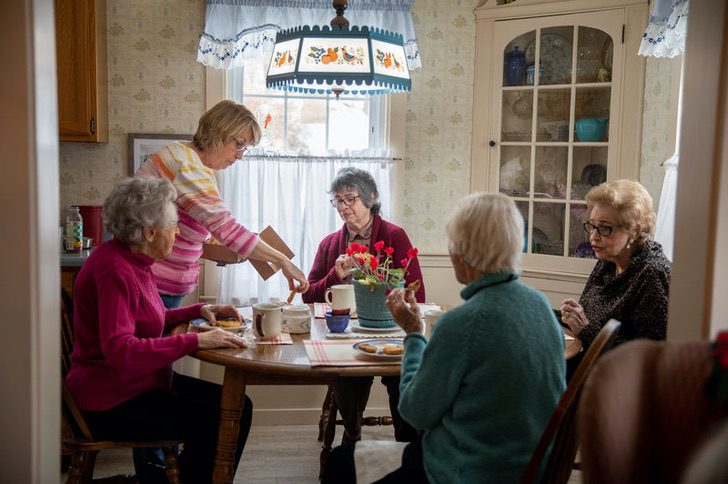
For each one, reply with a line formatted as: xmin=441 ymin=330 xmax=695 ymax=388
xmin=304 ymin=340 xmax=401 ymax=366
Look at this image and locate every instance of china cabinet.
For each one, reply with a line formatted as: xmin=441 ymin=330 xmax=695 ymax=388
xmin=471 ymin=0 xmax=648 ymax=298
xmin=55 ymin=0 xmax=108 ymax=142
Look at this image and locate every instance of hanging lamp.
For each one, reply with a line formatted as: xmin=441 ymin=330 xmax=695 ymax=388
xmin=266 ymin=0 xmax=411 ymax=99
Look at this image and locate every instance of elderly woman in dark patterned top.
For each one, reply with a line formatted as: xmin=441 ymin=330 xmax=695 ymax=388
xmin=560 ymin=179 xmax=671 ymax=350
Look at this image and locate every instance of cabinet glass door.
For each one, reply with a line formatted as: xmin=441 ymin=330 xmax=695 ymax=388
xmin=498 ymin=23 xmax=614 ymax=259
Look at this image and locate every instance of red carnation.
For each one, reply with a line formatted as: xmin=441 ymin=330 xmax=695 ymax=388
xmin=384 ymin=247 xmax=394 ymax=255
xmin=374 ymin=241 xmax=385 ymax=251
xmin=401 ymin=258 xmax=409 ymax=267
xmin=407 ymin=248 xmax=419 ymax=259
xmin=369 ymin=258 xmax=379 ymax=270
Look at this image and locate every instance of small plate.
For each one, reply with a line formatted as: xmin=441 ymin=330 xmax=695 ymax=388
xmin=190 ymin=317 xmax=247 ymax=333
xmin=350 ymin=321 xmax=401 ymax=333
xmin=353 ymin=339 xmax=404 ymax=359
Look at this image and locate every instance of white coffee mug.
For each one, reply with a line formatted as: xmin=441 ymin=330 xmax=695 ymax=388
xmin=252 ymin=303 xmax=282 ymax=340
xmin=281 ymin=305 xmax=311 ymax=334
xmin=424 ymin=309 xmax=445 ymax=337
xmin=324 ymin=284 xmax=356 ymax=312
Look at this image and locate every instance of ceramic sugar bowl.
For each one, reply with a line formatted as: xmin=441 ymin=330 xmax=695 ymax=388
xmin=281 ymin=305 xmax=312 ymax=334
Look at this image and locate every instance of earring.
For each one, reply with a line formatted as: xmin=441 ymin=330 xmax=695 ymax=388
xmin=627 ymin=240 xmax=633 ymax=249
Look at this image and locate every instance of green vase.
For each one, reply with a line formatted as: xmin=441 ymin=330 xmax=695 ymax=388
xmin=353 ymin=282 xmax=397 ymax=328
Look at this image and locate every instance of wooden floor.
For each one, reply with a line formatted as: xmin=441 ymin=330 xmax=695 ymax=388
xmin=62 ymin=424 xmax=583 ymax=483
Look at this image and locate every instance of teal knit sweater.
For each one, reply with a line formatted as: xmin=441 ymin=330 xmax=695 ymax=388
xmin=399 ymin=272 xmax=566 ymax=483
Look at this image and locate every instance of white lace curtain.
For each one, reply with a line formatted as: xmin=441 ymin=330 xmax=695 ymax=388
xmin=218 ymin=152 xmax=393 ymax=305
xmin=639 ymin=0 xmax=689 ymax=261
xmin=638 ymin=0 xmax=689 ymax=58
xmin=197 ymin=0 xmax=421 ymax=70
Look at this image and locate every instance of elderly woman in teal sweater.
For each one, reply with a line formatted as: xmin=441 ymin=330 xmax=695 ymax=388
xmin=323 ymin=192 xmax=566 ymax=483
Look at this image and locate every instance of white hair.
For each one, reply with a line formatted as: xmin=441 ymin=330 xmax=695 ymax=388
xmin=103 ymin=177 xmax=177 ymax=245
xmin=446 ymin=192 xmax=523 ymax=274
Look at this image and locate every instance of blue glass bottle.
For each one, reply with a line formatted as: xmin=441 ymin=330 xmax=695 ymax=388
xmin=505 ymin=45 xmax=526 ymax=86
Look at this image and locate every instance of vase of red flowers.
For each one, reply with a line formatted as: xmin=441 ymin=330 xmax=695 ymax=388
xmin=347 ymin=241 xmax=419 ymax=328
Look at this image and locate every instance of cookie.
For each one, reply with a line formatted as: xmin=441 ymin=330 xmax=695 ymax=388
xmin=383 ymin=344 xmax=403 ymax=355
xmin=358 ymin=343 xmax=378 ymax=353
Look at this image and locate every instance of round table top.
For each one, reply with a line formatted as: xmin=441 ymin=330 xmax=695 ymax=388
xmin=174 ymin=313 xmax=583 ymax=378
xmin=173 ymin=318 xmax=402 ymax=378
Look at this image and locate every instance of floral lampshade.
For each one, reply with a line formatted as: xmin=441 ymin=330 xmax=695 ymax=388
xmin=265 ymin=1 xmax=411 ymax=98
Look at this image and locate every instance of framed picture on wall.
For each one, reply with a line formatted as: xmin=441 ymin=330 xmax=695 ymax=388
xmin=128 ymin=133 xmax=192 ymax=176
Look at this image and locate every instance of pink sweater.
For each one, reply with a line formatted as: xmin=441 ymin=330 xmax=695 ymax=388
xmin=136 ymin=141 xmax=259 ymax=296
xmin=65 ymin=239 xmax=202 ymax=411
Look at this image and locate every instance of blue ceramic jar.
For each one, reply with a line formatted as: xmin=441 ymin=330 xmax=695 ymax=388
xmin=575 ymin=118 xmax=608 ymax=142
xmin=504 ymin=46 xmax=526 ymax=86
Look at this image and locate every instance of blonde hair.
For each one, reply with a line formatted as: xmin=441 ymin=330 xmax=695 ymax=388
xmin=446 ymin=192 xmax=523 ymax=274
xmin=193 ymin=100 xmax=262 ymax=152
xmin=585 ymin=179 xmax=656 ymax=244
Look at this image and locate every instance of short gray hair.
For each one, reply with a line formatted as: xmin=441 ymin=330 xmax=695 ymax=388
xmin=446 ymin=192 xmax=523 ymax=274
xmin=103 ymin=177 xmax=178 ymax=245
xmin=329 ymin=167 xmax=381 ymax=216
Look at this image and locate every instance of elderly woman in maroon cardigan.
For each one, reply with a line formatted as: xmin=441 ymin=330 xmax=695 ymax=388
xmin=303 ymin=167 xmax=425 ymax=444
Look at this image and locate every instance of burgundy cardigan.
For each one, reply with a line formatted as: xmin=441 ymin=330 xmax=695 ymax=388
xmin=303 ymin=214 xmax=426 ymax=303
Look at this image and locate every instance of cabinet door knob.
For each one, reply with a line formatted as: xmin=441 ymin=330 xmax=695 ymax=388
xmin=489 ymin=140 xmax=496 ymax=147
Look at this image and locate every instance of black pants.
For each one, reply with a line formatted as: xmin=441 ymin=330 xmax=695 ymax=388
xmin=322 ymin=438 xmax=428 ymax=483
xmin=84 ymin=372 xmax=252 ymax=484
xmin=333 ymin=375 xmax=418 ymax=443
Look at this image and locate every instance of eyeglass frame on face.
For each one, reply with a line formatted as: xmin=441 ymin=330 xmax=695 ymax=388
xmin=329 ymin=195 xmax=360 ymax=208
xmin=232 ymin=137 xmax=250 ymax=155
xmin=582 ymin=221 xmax=622 ymax=237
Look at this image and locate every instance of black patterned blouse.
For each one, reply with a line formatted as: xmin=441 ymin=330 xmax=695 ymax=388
xmin=578 ymin=239 xmax=671 ymax=349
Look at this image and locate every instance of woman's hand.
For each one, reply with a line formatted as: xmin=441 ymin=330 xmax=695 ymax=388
xmin=560 ymin=298 xmax=589 ymax=336
xmin=200 ymin=304 xmax=242 ymax=326
xmin=334 ymin=254 xmax=355 ymax=279
xmin=197 ymin=328 xmax=248 ymax=349
xmin=386 ymin=287 xmax=423 ymax=334
xmin=281 ymin=260 xmax=310 ymax=293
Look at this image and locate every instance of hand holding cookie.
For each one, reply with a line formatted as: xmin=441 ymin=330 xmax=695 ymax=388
xmin=386 ymin=286 xmax=423 ymax=335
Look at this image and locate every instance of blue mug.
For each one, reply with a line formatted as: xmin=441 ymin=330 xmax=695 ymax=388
xmin=325 ymin=311 xmax=350 ymax=333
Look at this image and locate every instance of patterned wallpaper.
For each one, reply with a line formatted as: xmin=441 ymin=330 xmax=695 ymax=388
xmin=59 ymin=0 xmax=206 ymax=215
xmin=59 ymin=0 xmax=678 ymax=254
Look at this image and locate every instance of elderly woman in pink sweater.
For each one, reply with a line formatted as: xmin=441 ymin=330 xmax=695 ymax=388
xmin=65 ymin=177 xmax=251 ymax=483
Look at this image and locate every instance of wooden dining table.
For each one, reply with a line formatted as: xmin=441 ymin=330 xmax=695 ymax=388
xmin=173 ymin=311 xmax=582 ymax=484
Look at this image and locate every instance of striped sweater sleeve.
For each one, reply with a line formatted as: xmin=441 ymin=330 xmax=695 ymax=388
xmin=140 ymin=142 xmax=259 ymax=258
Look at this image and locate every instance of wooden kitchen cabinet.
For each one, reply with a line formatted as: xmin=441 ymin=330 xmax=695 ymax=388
xmin=55 ymin=0 xmax=107 ymax=142
xmin=470 ymin=0 xmax=648 ymax=293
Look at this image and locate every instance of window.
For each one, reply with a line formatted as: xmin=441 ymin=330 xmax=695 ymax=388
xmin=218 ymin=55 xmax=395 ymax=305
xmin=228 ymin=55 xmax=388 ymax=154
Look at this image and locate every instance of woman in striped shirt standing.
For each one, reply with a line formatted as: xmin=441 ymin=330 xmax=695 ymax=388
xmin=136 ymin=100 xmax=309 ymax=309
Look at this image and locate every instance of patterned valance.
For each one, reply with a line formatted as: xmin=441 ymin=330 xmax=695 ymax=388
xmin=198 ymin=0 xmax=421 ymax=70
xmin=638 ymin=0 xmax=688 ymax=58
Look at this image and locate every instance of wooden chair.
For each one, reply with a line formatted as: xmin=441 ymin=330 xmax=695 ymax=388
xmin=317 ymin=384 xmax=393 ymax=477
xmin=577 ymin=338 xmax=724 ymax=484
xmin=61 ymin=289 xmax=182 ymax=484
xmin=520 ymin=319 xmax=621 ymax=484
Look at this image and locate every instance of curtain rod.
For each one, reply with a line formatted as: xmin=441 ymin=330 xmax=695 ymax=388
xmin=244 ymin=155 xmax=403 ymax=161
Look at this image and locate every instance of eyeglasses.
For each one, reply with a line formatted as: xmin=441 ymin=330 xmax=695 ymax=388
xmin=329 ymin=196 xmax=360 ymax=208
xmin=583 ymin=221 xmax=621 ymax=237
xmin=232 ymin=137 xmax=250 ymax=155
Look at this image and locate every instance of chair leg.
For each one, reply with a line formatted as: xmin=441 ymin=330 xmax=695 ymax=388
xmin=163 ymin=446 xmax=181 ymax=484
xmin=320 ymin=390 xmax=339 ymax=478
xmin=66 ymin=450 xmax=97 ymax=483
xmin=318 ymin=385 xmax=333 ymax=442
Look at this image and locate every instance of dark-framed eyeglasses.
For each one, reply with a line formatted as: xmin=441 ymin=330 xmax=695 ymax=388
xmin=329 ymin=196 xmax=360 ymax=208
xmin=232 ymin=137 xmax=250 ymax=154
xmin=583 ymin=221 xmax=621 ymax=237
